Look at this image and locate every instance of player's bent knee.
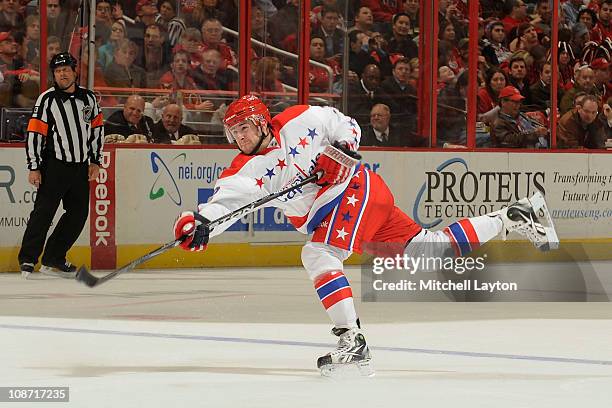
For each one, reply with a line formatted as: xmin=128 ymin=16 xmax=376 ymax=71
xmin=301 ymin=242 xmax=347 ymax=281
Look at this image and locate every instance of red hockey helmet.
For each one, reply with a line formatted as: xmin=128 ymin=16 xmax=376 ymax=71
xmin=223 ymin=94 xmax=271 ymax=142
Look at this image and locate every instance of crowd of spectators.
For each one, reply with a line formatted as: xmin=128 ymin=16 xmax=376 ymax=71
xmin=1 ymin=0 xmax=611 ymax=148
xmin=344 ymin=0 xmax=612 ymax=148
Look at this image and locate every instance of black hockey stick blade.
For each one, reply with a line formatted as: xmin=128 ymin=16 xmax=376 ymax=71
xmin=75 ymin=237 xmax=184 ymax=287
xmin=75 ymin=174 xmax=319 ymax=288
xmin=75 ymin=265 xmax=100 ymax=287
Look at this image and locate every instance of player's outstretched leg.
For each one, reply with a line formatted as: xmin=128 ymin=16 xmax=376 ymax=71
xmin=317 ymin=325 xmax=374 ymax=378
xmin=496 ymin=191 xmax=559 ymax=251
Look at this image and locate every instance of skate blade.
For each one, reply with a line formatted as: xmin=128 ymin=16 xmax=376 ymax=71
xmin=319 ymin=360 xmax=375 ymax=378
xmin=528 ymin=191 xmax=559 ymax=251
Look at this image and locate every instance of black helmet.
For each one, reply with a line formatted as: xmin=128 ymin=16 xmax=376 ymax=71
xmin=49 ymin=52 xmax=78 ymax=71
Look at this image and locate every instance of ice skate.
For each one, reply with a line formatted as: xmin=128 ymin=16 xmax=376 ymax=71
xmin=317 ymin=327 xmax=374 ymax=378
xmin=20 ymin=263 xmax=34 ymax=279
xmin=40 ymin=261 xmax=78 ymax=279
xmin=498 ymin=191 xmax=559 ymax=251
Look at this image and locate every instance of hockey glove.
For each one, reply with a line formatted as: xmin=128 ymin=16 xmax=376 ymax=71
xmin=313 ymin=142 xmax=362 ymax=186
xmin=173 ymin=211 xmax=210 ymax=251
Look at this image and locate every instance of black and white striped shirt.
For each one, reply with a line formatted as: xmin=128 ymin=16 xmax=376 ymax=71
xmin=25 ymin=86 xmax=104 ymax=170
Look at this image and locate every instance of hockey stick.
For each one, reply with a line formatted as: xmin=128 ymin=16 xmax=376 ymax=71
xmin=75 ymin=174 xmax=319 ymax=287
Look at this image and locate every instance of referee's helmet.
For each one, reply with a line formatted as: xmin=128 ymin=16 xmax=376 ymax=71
xmin=49 ymin=52 xmax=78 ymax=72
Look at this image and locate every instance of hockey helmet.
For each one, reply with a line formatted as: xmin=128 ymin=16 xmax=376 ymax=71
xmin=223 ymin=94 xmax=271 ymax=143
xmin=49 ymin=52 xmax=78 ymax=72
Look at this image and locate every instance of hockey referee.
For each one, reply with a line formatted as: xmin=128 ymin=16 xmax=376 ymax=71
xmin=18 ymin=52 xmax=105 ymax=279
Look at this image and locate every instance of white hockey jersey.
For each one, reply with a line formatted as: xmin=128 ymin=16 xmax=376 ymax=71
xmin=199 ymin=105 xmax=361 ymax=237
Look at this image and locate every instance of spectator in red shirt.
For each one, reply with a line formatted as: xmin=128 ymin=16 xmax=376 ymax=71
xmin=438 ymin=24 xmax=461 ymax=74
xmin=579 ymin=8 xmax=602 ymax=44
xmin=360 ymin=0 xmax=402 ymax=25
xmin=501 ymin=0 xmax=528 ymax=36
xmin=596 ymin=0 xmax=612 ymax=40
xmin=160 ymin=50 xmax=198 ymax=91
xmin=478 ymin=67 xmax=507 ymax=122
xmin=308 ymin=36 xmax=334 ymax=93
xmin=174 ymin=28 xmax=203 ymax=68
xmin=200 ymin=17 xmax=236 ymax=69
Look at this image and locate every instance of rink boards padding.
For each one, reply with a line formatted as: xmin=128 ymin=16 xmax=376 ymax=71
xmin=1 ymin=145 xmax=612 ymax=271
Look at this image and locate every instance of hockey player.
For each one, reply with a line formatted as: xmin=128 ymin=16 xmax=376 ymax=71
xmin=172 ymin=95 xmax=557 ymax=376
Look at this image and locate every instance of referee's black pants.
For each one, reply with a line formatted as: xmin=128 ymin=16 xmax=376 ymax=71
xmin=18 ymin=157 xmax=90 ymax=266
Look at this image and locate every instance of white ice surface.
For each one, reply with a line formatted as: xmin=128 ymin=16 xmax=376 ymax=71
xmin=1 ymin=266 xmax=611 ymax=407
